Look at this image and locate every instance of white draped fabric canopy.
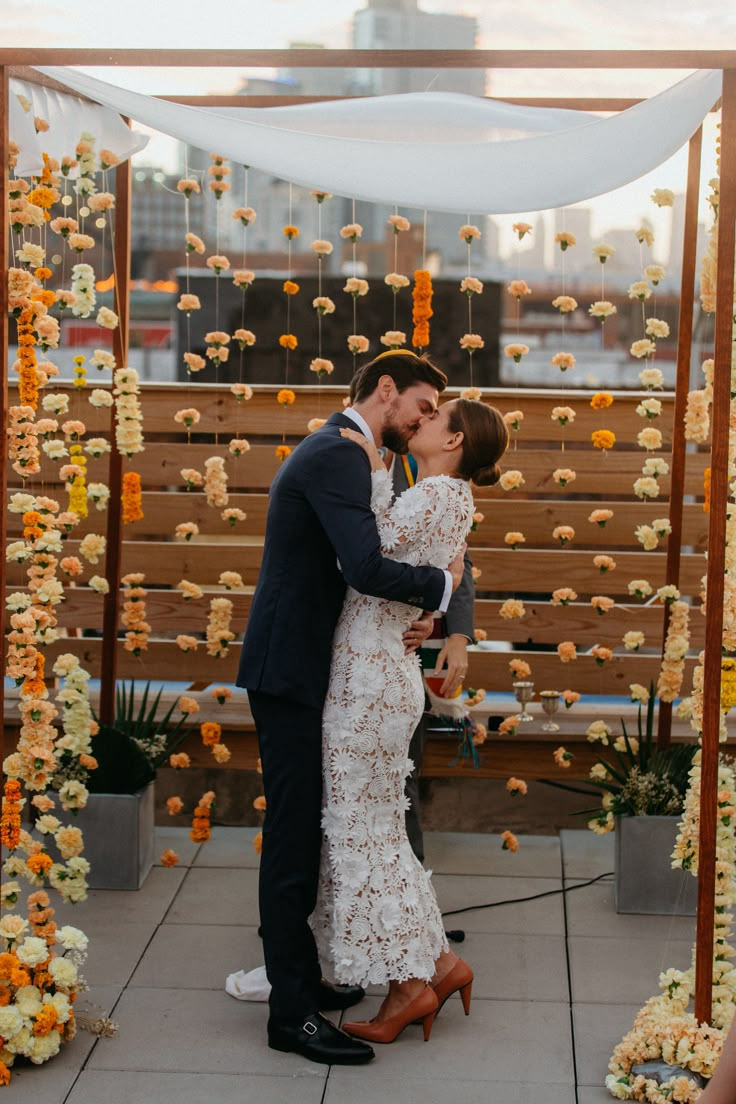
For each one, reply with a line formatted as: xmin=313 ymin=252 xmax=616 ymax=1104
xmin=11 ymin=66 xmax=723 ymax=214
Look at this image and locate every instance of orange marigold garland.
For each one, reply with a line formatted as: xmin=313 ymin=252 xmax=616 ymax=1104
xmin=1 ymin=780 xmax=23 ymax=850
xmin=121 ymin=471 xmax=144 ymax=523
xmin=412 ymin=270 xmax=433 ymax=349
xmin=16 ymin=305 xmax=39 ymax=409
xmin=190 ymin=790 xmax=215 ymax=842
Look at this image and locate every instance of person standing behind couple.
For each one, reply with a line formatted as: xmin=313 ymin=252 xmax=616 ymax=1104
xmin=237 ymin=351 xmax=466 ymax=1066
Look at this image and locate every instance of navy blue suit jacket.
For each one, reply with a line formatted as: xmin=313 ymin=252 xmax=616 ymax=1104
xmin=237 ymin=412 xmax=448 ymax=709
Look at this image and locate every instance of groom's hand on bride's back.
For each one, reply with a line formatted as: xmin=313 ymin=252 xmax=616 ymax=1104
xmin=402 ymin=611 xmax=434 ymax=654
xmin=449 ymin=547 xmax=466 ymax=592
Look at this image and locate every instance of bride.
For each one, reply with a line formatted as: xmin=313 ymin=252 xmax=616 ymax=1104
xmin=310 ymin=396 xmax=508 ymax=1043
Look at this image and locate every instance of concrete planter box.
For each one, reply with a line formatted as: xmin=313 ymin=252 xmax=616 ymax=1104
xmin=72 ymin=784 xmax=155 ymax=891
xmin=615 ymin=814 xmax=697 ymax=916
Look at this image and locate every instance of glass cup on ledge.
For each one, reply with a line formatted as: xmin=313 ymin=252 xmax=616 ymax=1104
xmin=512 ymin=680 xmax=535 ymax=723
xmin=540 ymin=689 xmax=561 ymax=732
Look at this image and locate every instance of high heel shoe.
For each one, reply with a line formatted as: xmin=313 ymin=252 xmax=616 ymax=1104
xmin=431 ymin=958 xmax=474 ymax=1018
xmin=342 ymin=986 xmax=439 ymax=1044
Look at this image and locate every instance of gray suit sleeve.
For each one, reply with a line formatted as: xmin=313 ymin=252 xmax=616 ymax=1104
xmin=443 ymin=550 xmax=475 ymax=640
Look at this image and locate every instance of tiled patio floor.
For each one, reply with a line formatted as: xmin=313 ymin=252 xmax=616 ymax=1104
xmin=8 ymin=828 xmax=697 ymax=1104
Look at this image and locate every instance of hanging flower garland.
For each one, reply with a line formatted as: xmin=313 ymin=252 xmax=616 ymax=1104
xmin=206 ymin=598 xmax=235 ymax=657
xmin=120 ymin=572 xmax=150 ymax=656
xmin=309 ymin=190 xmax=334 ymax=414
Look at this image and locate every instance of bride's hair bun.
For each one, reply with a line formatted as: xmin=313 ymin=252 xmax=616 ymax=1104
xmin=472 ymin=462 xmax=502 ymax=487
xmin=447 ymin=400 xmax=509 ymax=484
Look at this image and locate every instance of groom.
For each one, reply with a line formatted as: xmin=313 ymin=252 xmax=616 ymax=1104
xmin=237 ymin=351 xmax=465 ymax=1065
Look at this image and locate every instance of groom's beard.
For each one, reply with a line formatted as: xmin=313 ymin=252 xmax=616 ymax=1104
xmin=380 ymin=403 xmax=416 ymax=455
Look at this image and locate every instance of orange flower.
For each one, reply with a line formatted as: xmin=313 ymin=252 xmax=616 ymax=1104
xmin=166 ymin=797 xmax=184 ymax=816
xmin=169 ymin=752 xmax=191 ymax=769
xmin=591 ymin=430 xmax=616 ymax=450
xmin=282 ymin=280 xmax=300 ymax=295
xmin=590 ymin=392 xmax=613 ymax=410
xmin=253 ymin=831 xmax=263 ymax=855
xmin=160 ymin=849 xmax=179 ymax=867
xmin=122 ymin=471 xmax=144 ymax=524
xmin=0 ymin=1062 xmax=9 ymax=1086
xmin=501 ymin=830 xmax=519 ymax=852
xmin=211 ymin=686 xmax=232 ymax=704
xmin=276 ymin=445 xmax=292 ymax=462
xmin=201 ymin=721 xmax=222 ymax=747
xmin=505 ymin=778 xmax=528 ymax=796
xmin=27 ymin=852 xmax=53 ymax=876
xmin=33 ymin=1004 xmax=58 ymax=1036
xmin=411 ymin=270 xmax=433 ymax=349
xmin=253 ymin=795 xmax=267 ymax=811
xmin=278 ymin=334 xmax=298 ymax=351
xmin=283 ymin=225 xmax=299 ymax=240
xmin=277 ymin=388 xmax=296 ymax=405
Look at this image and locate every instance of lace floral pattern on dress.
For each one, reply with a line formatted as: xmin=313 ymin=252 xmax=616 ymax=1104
xmin=310 ymin=472 xmax=474 ymax=986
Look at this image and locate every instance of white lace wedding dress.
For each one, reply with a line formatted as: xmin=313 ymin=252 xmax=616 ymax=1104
xmin=310 ymin=470 xmax=474 ymax=987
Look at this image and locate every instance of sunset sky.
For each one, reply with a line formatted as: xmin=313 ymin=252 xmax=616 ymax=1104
xmin=5 ymin=0 xmax=732 ymax=245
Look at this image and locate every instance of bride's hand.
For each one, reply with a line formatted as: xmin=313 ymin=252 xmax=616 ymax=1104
xmin=339 ymin=427 xmax=384 ymax=472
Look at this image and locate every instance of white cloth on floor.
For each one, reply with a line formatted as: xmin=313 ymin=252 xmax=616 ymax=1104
xmin=225 ymin=966 xmax=271 ymax=1001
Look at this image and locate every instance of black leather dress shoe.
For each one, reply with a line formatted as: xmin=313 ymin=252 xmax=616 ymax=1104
xmin=316 ymin=980 xmax=366 ymax=1011
xmin=268 ymin=1011 xmax=375 ymax=1065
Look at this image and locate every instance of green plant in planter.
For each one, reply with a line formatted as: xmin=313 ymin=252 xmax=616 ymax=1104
xmin=87 ymin=682 xmax=192 ymax=795
xmin=550 ymin=685 xmax=698 ymax=830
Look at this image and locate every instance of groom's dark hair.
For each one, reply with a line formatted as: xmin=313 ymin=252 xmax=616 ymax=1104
xmin=349 ymin=350 xmax=448 ymax=404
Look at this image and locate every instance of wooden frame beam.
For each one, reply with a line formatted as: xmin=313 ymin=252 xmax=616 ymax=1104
xmin=657 ymin=125 xmax=704 ymax=749
xmin=694 ymin=68 xmax=736 ymax=1025
xmin=1 ymin=48 xmax=736 ymax=68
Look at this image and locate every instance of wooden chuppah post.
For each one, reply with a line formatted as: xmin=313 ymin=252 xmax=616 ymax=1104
xmin=657 ymin=126 xmax=704 ymax=750
xmin=694 ymin=69 xmax=736 ymax=1025
xmin=0 ymin=66 xmax=9 ymax=873
xmin=98 ymin=148 xmax=132 ymax=728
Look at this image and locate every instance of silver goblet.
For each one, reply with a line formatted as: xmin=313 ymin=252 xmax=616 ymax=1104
xmin=540 ymin=690 xmax=561 ymax=732
xmin=512 ymin=680 xmax=535 ymax=723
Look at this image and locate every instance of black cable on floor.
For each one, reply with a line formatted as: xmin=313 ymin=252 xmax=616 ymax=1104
xmin=441 ymin=870 xmax=614 ymax=922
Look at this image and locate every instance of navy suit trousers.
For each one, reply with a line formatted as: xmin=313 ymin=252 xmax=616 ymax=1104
xmin=248 ymin=691 xmax=324 ymax=1022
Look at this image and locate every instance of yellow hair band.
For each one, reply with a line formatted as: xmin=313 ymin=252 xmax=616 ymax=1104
xmin=373 ymin=348 xmax=425 ymax=361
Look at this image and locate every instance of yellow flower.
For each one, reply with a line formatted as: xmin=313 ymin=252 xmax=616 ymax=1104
xmin=591 ymin=430 xmax=616 ymax=450
xmin=283 ymin=225 xmax=299 ymax=240
xmin=592 ymin=243 xmax=615 ymax=262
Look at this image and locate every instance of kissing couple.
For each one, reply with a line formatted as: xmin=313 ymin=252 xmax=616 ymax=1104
xmin=237 ymin=349 xmax=509 ymax=1065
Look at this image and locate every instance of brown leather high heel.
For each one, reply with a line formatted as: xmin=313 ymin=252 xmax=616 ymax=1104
xmin=431 ymin=958 xmax=474 ymax=1018
xmin=342 ymin=986 xmax=439 ymax=1044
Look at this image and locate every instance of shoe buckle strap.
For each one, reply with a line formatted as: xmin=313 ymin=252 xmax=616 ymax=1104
xmin=302 ymin=1020 xmax=318 ymax=1036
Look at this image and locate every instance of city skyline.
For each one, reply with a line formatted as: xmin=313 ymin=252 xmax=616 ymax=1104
xmin=6 ymin=0 xmax=725 ymax=258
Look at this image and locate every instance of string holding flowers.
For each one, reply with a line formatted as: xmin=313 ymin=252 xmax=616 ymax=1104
xmin=310 ymin=189 xmax=334 ymax=415
xmin=457 ymin=220 xmax=483 ymax=381
xmin=551 ymin=405 xmax=576 ymax=453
